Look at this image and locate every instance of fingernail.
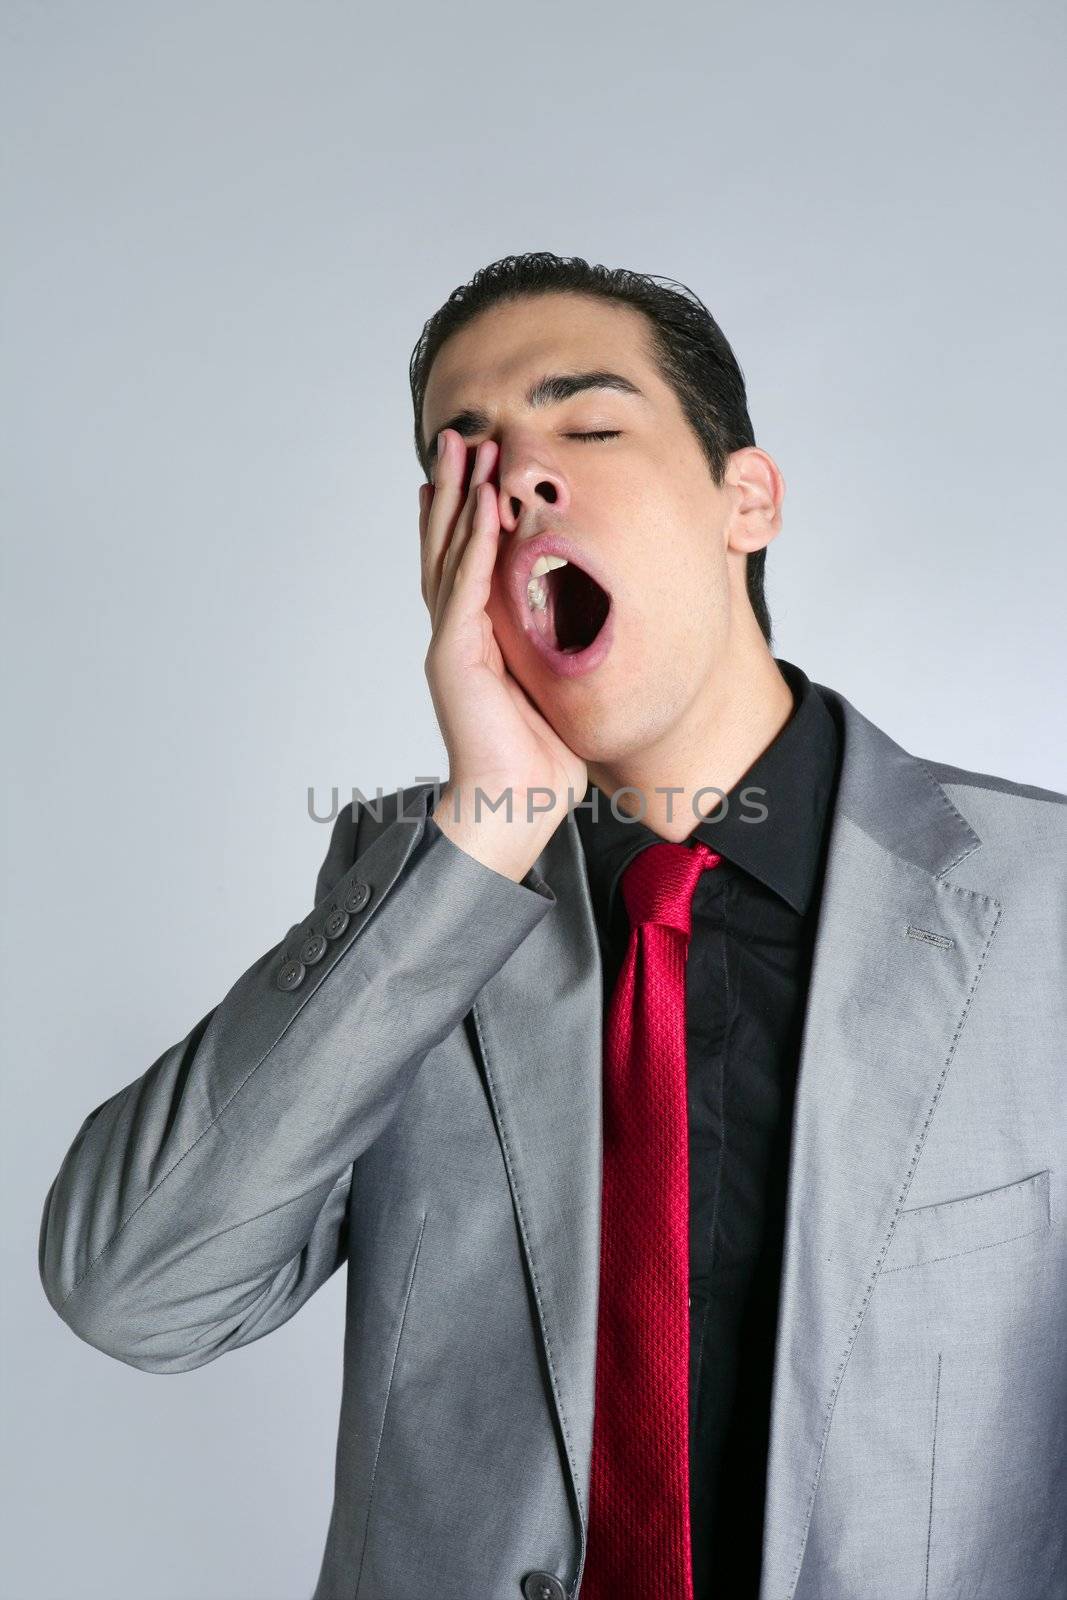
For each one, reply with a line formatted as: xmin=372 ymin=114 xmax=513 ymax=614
xmin=436 ymin=432 xmax=446 ymax=460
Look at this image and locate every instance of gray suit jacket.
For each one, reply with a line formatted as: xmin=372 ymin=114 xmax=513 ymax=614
xmin=39 ymin=678 xmax=1067 ymax=1600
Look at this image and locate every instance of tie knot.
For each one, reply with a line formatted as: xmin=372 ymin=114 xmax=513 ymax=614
xmin=619 ymin=839 xmax=722 ymax=937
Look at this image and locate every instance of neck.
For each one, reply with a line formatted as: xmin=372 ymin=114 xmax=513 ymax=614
xmin=585 ymin=644 xmax=795 ymax=843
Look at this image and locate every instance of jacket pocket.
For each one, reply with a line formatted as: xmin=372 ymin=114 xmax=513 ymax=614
xmin=880 ymin=1168 xmax=1051 ymax=1274
xmin=354 ymin=1210 xmax=428 ymax=1598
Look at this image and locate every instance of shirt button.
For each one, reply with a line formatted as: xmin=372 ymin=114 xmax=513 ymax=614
xmin=275 ymin=957 xmax=306 ymax=992
xmin=521 ymin=1573 xmax=566 ymax=1600
xmin=342 ymin=880 xmax=372 ymax=914
xmin=299 ymin=931 xmax=328 ymax=965
xmin=324 ymin=906 xmax=350 ymax=940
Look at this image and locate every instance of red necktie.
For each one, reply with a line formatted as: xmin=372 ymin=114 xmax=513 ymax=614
xmin=582 ymin=838 xmax=723 ymax=1599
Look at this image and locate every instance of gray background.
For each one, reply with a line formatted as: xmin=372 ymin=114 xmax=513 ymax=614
xmin=3 ymin=2 xmax=1064 ymax=1596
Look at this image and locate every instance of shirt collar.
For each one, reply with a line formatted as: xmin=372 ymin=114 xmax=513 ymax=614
xmin=573 ymin=656 xmax=841 ymax=923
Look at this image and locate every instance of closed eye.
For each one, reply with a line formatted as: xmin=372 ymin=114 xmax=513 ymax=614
xmin=566 ymin=430 xmax=621 ymax=442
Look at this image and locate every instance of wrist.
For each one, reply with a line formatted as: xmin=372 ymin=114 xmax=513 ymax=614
xmin=431 ymin=784 xmax=561 ymax=882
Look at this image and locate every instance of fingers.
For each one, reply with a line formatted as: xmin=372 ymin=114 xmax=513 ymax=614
xmin=432 ymin=478 xmax=498 ymax=635
xmin=421 ymin=431 xmax=468 ymax=612
xmin=422 ymin=431 xmax=499 ymax=624
xmin=435 ymin=450 xmax=495 ymax=623
xmin=418 ymin=482 xmax=432 ymax=559
xmin=425 ymin=431 xmax=476 ymax=612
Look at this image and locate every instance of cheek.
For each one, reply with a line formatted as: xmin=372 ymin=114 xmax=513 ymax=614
xmin=638 ymin=544 xmax=726 ymax=660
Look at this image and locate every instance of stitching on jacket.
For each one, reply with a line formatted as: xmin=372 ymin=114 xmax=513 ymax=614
xmin=913 ymin=758 xmax=983 ymax=876
xmin=894 ymin=1169 xmax=1049 ymax=1219
xmin=904 ymin=925 xmax=955 ymax=949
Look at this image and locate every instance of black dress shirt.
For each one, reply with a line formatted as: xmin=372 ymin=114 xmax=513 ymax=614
xmin=573 ymin=656 xmax=842 ymax=1597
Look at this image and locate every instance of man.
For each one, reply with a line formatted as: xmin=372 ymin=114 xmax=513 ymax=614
xmin=39 ymin=254 xmax=1066 ymax=1600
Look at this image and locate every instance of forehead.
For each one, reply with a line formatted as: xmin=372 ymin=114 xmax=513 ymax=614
xmin=421 ymin=292 xmax=664 ymax=432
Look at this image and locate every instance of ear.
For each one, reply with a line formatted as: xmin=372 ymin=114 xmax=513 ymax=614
xmin=722 ymin=447 xmax=784 ymax=554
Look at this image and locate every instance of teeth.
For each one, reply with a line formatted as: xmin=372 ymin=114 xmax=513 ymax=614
xmin=526 ymin=553 xmax=569 ymax=612
xmin=530 ymin=554 xmax=569 ymax=577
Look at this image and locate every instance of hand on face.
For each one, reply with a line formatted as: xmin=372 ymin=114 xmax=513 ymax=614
xmin=418 ymin=430 xmax=588 ymax=879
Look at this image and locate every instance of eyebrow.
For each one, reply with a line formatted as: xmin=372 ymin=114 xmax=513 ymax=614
xmin=423 ymin=369 xmax=648 ymax=459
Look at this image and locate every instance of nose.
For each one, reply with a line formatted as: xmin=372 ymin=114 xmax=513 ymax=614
xmin=494 ymin=446 xmax=572 ymax=535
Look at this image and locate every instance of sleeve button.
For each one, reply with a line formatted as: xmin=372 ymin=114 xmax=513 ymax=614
xmin=275 ymin=958 xmax=306 ymax=992
xmin=299 ymin=931 xmax=328 ymax=965
xmin=324 ymin=906 xmax=350 ymax=939
xmin=342 ymin=880 xmax=371 ymax=914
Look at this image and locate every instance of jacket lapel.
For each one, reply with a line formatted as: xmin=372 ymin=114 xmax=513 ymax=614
xmin=470 ymin=812 xmax=605 ymax=1578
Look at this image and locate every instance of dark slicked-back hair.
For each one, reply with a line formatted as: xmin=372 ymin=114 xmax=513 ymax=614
xmin=408 ymin=251 xmax=772 ymax=646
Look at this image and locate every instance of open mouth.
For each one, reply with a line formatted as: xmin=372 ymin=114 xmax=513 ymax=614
xmin=525 ymin=554 xmax=612 ymax=655
xmin=506 ymin=534 xmax=617 ymax=679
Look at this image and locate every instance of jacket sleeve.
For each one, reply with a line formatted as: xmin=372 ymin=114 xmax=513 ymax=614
xmin=38 ymin=787 xmax=556 ymax=1374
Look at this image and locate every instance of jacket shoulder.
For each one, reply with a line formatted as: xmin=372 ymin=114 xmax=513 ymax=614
xmin=916 ymin=757 xmax=1067 ymax=810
